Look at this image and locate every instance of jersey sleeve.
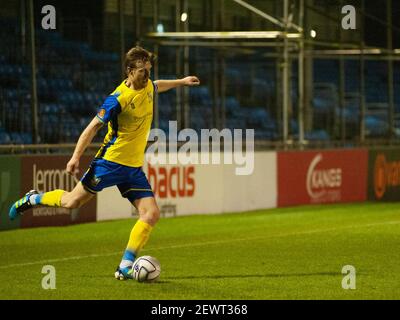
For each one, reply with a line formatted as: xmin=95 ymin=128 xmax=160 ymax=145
xmin=96 ymin=93 xmax=122 ymax=124
xmin=152 ymin=81 xmax=158 ymax=94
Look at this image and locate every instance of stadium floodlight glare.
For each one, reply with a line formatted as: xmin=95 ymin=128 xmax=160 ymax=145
xmin=181 ymin=12 xmax=188 ymax=22
xmin=156 ymin=24 xmax=164 ymax=33
xmin=310 ymin=30 xmax=317 ymax=38
xmin=147 ymin=31 xmax=301 ymax=39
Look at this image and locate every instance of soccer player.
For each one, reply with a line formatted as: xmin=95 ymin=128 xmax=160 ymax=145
xmin=9 ymin=46 xmax=200 ymax=280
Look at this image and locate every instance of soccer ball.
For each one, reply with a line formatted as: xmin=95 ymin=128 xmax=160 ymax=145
xmin=132 ymin=256 xmax=161 ymax=283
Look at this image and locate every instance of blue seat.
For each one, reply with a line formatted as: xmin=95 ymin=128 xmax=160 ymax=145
xmin=21 ymin=133 xmax=33 ymax=144
xmin=225 ymin=118 xmax=246 ymax=130
xmin=225 ymin=96 xmax=240 ymax=116
xmin=365 ymin=112 xmax=389 ymax=137
xmin=307 ymin=130 xmax=330 ymax=141
xmin=0 ymin=132 xmax=11 ymax=144
xmin=10 ymin=132 xmax=23 ymax=144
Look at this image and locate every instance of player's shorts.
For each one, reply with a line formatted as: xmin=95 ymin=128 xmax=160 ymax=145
xmin=80 ymin=158 xmax=154 ymax=202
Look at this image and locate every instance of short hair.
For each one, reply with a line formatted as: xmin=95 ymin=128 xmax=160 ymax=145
xmin=124 ymin=46 xmax=156 ymax=75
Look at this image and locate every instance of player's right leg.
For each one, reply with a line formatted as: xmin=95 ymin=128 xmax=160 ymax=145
xmin=9 ymin=158 xmax=119 ymax=220
xmin=115 ymin=170 xmax=159 ymax=280
xmin=9 ymin=182 xmax=94 ymax=220
xmin=115 ymin=197 xmax=160 ymax=280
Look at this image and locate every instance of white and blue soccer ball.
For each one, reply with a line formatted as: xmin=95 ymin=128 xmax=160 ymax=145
xmin=132 ymin=256 xmax=161 ymax=283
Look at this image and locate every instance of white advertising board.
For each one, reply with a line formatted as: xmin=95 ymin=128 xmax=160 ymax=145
xmin=96 ymin=152 xmax=277 ymax=220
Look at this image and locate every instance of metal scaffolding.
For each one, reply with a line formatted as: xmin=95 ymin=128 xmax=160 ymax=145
xmin=144 ymin=0 xmax=400 ymax=147
xmin=12 ymin=0 xmax=400 ymax=148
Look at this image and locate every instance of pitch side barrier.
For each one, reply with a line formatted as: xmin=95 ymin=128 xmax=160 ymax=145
xmin=0 ymin=148 xmax=399 ymax=230
xmin=277 ymin=147 xmax=400 ymax=206
xmin=97 ymin=152 xmax=277 ymax=221
xmin=0 ymin=154 xmax=97 ymax=231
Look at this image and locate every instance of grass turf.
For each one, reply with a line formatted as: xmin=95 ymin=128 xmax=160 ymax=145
xmin=0 ymin=202 xmax=399 ymax=300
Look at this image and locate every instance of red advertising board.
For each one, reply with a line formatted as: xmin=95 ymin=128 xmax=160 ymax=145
xmin=278 ymin=149 xmax=368 ymax=207
xmin=20 ymin=155 xmax=97 ymax=228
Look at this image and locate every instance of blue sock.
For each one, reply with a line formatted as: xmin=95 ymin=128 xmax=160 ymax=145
xmin=29 ymin=193 xmax=43 ymax=205
xmin=119 ymin=250 xmax=136 ymax=269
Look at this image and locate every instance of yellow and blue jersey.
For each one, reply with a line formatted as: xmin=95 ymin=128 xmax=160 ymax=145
xmin=95 ymin=79 xmax=157 ymax=168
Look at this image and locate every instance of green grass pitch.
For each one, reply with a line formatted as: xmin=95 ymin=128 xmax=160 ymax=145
xmin=0 ymin=202 xmax=399 ymax=300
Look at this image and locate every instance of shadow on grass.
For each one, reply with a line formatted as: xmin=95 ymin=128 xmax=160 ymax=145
xmin=82 ymin=274 xmax=174 ymax=284
xmin=89 ymin=271 xmax=351 ymax=283
xmin=164 ymin=272 xmax=342 ymax=280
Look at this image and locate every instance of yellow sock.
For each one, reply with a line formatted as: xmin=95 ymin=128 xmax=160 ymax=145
xmin=40 ymin=189 xmax=65 ymax=207
xmin=126 ymin=219 xmax=153 ymax=254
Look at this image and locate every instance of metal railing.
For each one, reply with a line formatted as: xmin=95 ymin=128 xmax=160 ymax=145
xmin=1 ymin=139 xmax=400 ymax=155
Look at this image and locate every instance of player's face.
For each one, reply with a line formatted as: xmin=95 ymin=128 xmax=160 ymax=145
xmin=131 ymin=60 xmax=152 ymax=89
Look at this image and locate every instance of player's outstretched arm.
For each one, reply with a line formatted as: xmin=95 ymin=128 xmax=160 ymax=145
xmin=154 ymin=76 xmax=200 ymax=93
xmin=66 ymin=117 xmax=103 ymax=176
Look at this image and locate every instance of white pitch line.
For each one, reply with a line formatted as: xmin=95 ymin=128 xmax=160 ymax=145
xmin=0 ymin=252 xmax=120 ymax=269
xmin=0 ymin=219 xmax=399 ymax=269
